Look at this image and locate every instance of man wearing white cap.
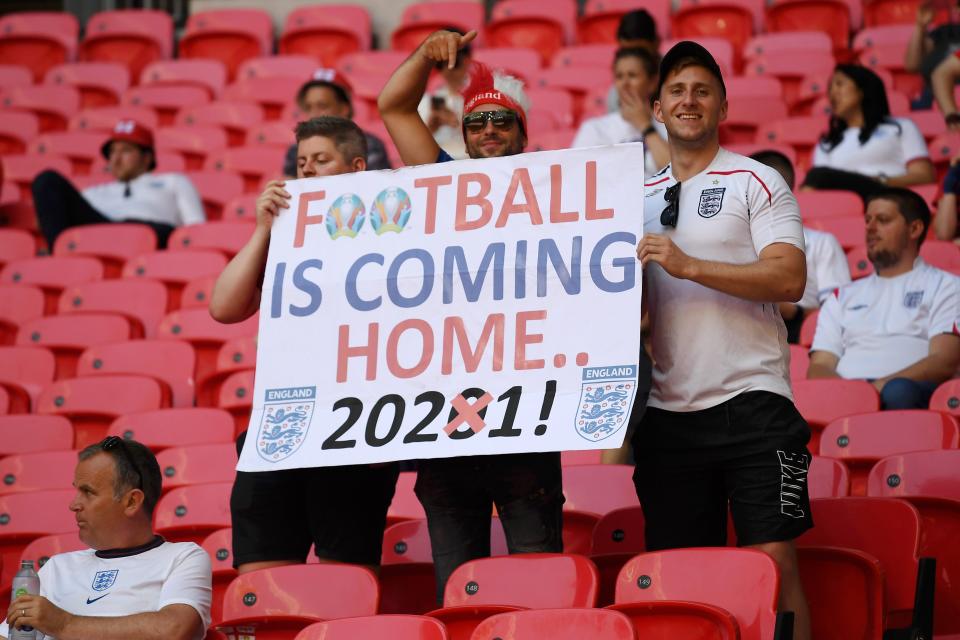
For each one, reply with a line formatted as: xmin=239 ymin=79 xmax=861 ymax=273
xmin=31 ymin=120 xmax=205 ymax=249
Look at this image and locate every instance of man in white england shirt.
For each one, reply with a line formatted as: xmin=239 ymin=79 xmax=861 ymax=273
xmin=808 ymin=187 xmax=960 ymax=409
xmin=634 ymin=42 xmax=812 ymax=640
xmin=31 ymin=120 xmax=205 ymax=249
xmin=3 ymin=437 xmax=211 ymax=640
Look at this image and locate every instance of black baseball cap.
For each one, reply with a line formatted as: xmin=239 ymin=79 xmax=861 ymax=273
xmin=656 ymin=40 xmax=726 ymax=98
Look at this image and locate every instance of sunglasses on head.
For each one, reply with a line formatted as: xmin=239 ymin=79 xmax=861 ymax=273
xmin=462 ymin=110 xmax=519 ymax=133
xmin=101 ymin=435 xmax=143 ymax=491
xmin=661 ymin=182 xmax=681 ymax=228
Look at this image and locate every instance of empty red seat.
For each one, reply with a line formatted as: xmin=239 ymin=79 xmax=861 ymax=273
xmin=792 ymin=379 xmax=880 ymax=451
xmin=154 ymin=481 xmax=231 ymax=545
xmin=578 ymin=0 xmax=671 ymax=43
xmin=0 ymin=12 xmax=78 ymax=81
xmin=156 ymin=443 xmax=236 ymax=491
xmin=44 ymin=62 xmax=129 ymax=109
xmin=929 ymin=378 xmax=960 ymax=416
xmin=795 ymin=190 xmax=863 ymax=220
xmin=52 ymin=222 xmax=157 ymax=277
xmin=804 ymin=216 xmax=867 ymax=251
xmin=766 ymin=0 xmax=853 ymax=54
xmin=0 ymin=111 xmax=39 ymax=155
xmin=122 ymin=249 xmax=226 ymax=312
xmin=222 ymin=77 xmax=301 ymax=122
xmin=17 ymin=313 xmax=130 ymax=380
xmin=69 ymin=105 xmax=158 ymax=133
xmin=864 ymin=0 xmax=931 ymax=26
xmin=485 ymin=0 xmax=576 ymax=65
xmin=196 ymin=336 xmax=256 ymax=408
xmin=200 ymin=526 xmax=235 ymax=625
xmin=19 ymin=531 xmax=85 ymax=570
xmin=168 ymin=221 xmax=255 ymax=258
xmin=79 ymin=9 xmax=172 ymax=80
xmin=236 ymin=55 xmax=317 ymax=81
xmin=217 ymin=369 xmax=254 ymax=435
xmin=550 ymin=44 xmax=616 ymax=71
xmin=749 ymin=57 xmax=836 ymax=114
xmin=525 ymin=88 xmax=574 ymax=132
xmin=590 ymin=505 xmax=646 ymax=606
xmin=180 ymin=275 xmax=218 ymax=311
xmin=391 ymin=2 xmax=485 ymax=51
xmin=56 ymin=279 xmax=165 ymax=338
xmin=796 ymin=545 xmax=884 ymax=640
xmin=672 ymin=1 xmax=756 ymax=68
xmin=109 ymin=407 xmax=234 ymax=454
xmin=919 ymin=239 xmax=960 ymax=273
xmin=721 ymin=97 xmax=788 ymax=144
xmin=217 ymin=564 xmax=379 ymax=636
xmin=1 ymin=256 xmax=102 ymax=314
xmin=179 ymin=9 xmax=274 ymax=81
xmin=0 ymin=153 xmax=71 ymax=202
xmin=0 ymin=85 xmax=80 ymax=132
xmin=0 ymin=489 xmax=76 ymax=597
xmin=297 ymin=615 xmax=448 ymax=640
xmin=809 ymin=455 xmax=851 ymax=498
xmin=471 ymin=48 xmax=543 ymax=84
xmin=0 ymin=64 xmax=34 ymax=88
xmin=473 ymin=608 xmax=635 ymax=640
xmin=279 ymin=5 xmax=372 ymax=67
xmin=203 ymin=147 xmax=285 ymax=193
xmin=157 ymin=308 xmax=258 ymax=383
xmin=29 ymin=131 xmax=107 ymax=176
xmin=0 ymin=450 xmax=75 ymax=494
xmin=140 ymin=59 xmax=226 ymax=99
xmin=0 ymin=284 xmax=44 ymax=346
xmin=245 ymin=121 xmax=296 ymax=149
xmin=0 ymin=415 xmax=72 ymax=456
xmin=562 ymin=464 xmax=636 ymax=516
xmin=123 ymin=85 xmax=210 ymax=127
xmin=0 ymin=345 xmax=53 ymax=413
xmin=37 ymin=374 xmax=163 ymax=448
xmin=155 ymin=125 xmax=228 ymax=171
xmin=612 ymin=547 xmax=779 ymax=640
xmin=183 ymin=171 xmax=245 ymax=220
xmin=76 ymin=338 xmax=195 ymax=407
xmin=176 ymin=102 xmax=264 ymax=147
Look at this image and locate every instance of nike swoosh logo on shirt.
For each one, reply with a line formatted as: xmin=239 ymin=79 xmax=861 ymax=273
xmin=86 ymin=594 xmax=109 ymax=604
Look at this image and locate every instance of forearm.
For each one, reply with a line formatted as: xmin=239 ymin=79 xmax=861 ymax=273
xmin=932 ymin=57 xmax=960 ymax=116
xmin=935 ymin=193 xmax=958 ymax=240
xmin=378 ymin=50 xmax=433 ymax=118
xmin=209 ymin=226 xmax=270 ymax=323
xmin=683 ymin=253 xmax=805 ymax=302
xmin=806 ymin=361 xmax=841 ymax=379
xmin=904 ymin=27 xmax=928 ymax=72
xmin=887 ymin=163 xmax=936 ymax=187
xmin=881 ymin=352 xmax=958 ymax=384
xmin=55 ymin=611 xmax=199 ymax=640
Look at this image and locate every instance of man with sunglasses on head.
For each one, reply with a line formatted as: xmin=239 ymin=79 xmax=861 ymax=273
xmin=635 ymin=42 xmax=811 ymax=640
xmin=377 ymin=30 xmax=565 ymax=601
xmin=3 ymin=437 xmax=211 ymax=640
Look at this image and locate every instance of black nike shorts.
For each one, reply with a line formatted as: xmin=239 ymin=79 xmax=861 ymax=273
xmin=631 ymin=390 xmax=814 ymax=549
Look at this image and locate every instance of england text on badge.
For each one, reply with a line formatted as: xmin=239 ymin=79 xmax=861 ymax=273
xmin=576 ymin=365 xmax=638 ymax=442
xmin=256 ymin=386 xmax=316 ymax=462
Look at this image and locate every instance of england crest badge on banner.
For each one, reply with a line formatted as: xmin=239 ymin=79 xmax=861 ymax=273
xmin=256 ymin=386 xmax=316 ymax=463
xmin=91 ymin=569 xmax=118 ymax=592
xmin=575 ymin=365 xmax=638 ymax=442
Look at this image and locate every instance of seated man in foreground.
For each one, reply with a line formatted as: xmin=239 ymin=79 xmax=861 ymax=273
xmin=3 ymin=437 xmax=211 ymax=640
xmin=808 ymin=187 xmax=960 ymax=409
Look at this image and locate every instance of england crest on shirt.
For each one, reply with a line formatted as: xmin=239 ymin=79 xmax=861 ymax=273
xmin=91 ymin=570 xmax=118 ymax=592
xmin=256 ymin=386 xmax=316 ymax=463
xmin=698 ymin=187 xmax=725 ymax=218
xmin=575 ymin=365 xmax=638 ymax=442
xmin=903 ymin=290 xmax=924 ymax=308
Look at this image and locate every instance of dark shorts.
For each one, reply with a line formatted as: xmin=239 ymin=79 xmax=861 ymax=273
xmin=230 ymin=434 xmax=399 ymax=566
xmin=631 ymin=390 xmax=814 ymax=549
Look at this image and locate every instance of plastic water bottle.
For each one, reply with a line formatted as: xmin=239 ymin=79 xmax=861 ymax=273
xmin=10 ymin=560 xmax=39 ymax=640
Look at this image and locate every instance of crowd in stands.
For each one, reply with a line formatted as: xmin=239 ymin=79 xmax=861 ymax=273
xmin=2 ymin=2 xmax=960 ymax=640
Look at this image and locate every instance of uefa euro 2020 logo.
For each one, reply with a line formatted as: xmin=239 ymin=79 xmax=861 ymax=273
xmin=325 ymin=193 xmax=365 ymax=239
xmin=370 ymin=187 xmax=412 ymax=235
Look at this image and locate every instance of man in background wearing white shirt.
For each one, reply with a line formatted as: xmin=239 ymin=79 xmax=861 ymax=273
xmin=31 ymin=120 xmax=205 ymax=249
xmin=809 ymin=188 xmax=960 ymax=409
xmin=3 ymin=436 xmax=211 ymax=640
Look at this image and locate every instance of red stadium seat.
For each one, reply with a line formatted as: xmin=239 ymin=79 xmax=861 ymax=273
xmin=844 ymin=245 xmax=873 ymax=280
xmin=180 ymin=276 xmax=217 ymax=310
xmin=868 ymin=450 xmax=960 ymax=635
xmin=796 ymin=545 xmax=884 ymax=640
xmin=140 ymin=59 xmax=226 ymax=99
xmin=0 ymin=489 xmax=76 ymax=598
xmin=0 ymin=12 xmax=78 ymax=82
xmin=193 ymin=337 xmax=255 ymax=410
xmin=156 ymin=443 xmax=236 ymax=492
xmin=279 ymin=5 xmax=372 ymax=68
xmin=79 ymin=9 xmax=172 ymax=80
xmin=929 ymin=378 xmax=960 ymax=416
xmin=168 ymin=222 xmax=255 ymax=258
xmin=907 ymin=110 xmax=946 ymax=143
xmin=0 ymin=415 xmax=72 ymax=456
xmin=612 ymin=547 xmax=779 ymax=640
xmin=792 ymin=379 xmax=880 ymax=451
xmin=0 ymin=345 xmax=53 ymax=413
xmin=795 ymin=190 xmax=862 ymax=220
xmin=860 ymin=42 xmax=923 ymax=100
xmin=157 ymin=308 xmax=258 ymax=383
xmin=203 ymin=147 xmax=285 ymax=193
xmin=561 ymin=464 xmax=636 ymax=516
xmin=218 ymin=564 xmax=379 ymax=636
xmin=37 ymin=374 xmax=163 ymax=448
xmin=222 ymin=77 xmax=301 ymax=122
xmin=473 ymin=608 xmax=635 ymax=640
xmin=17 ymin=314 xmax=130 ymax=380
xmin=798 ymin=497 xmax=928 ymax=632
xmin=123 ymin=85 xmax=210 ymax=127
xmin=471 ymin=48 xmax=543 ymax=84
xmin=864 ymin=0 xmax=934 ymax=26
xmin=929 ymin=131 xmax=960 ymax=182
xmin=919 ymin=240 xmax=960 ymax=274
xmin=744 ymin=30 xmax=834 ymax=62
xmin=122 ymin=249 xmax=227 ymax=311
xmin=0 ymin=111 xmax=39 ymax=155
xmin=44 ymin=62 xmax=129 ymax=109
xmin=0 ymin=284 xmax=44 ymax=346
xmin=1 ymin=256 xmax=102 ymax=314
xmin=788 ymin=344 xmax=809 ymax=380
xmin=620 ymin=602 xmax=743 ymax=639
xmin=245 ymin=121 xmax=296 ymax=149
xmin=577 ymin=0 xmax=672 ymax=44
xmin=56 ymin=278 xmax=165 ymax=339
xmin=748 ymin=56 xmax=836 ymax=114
xmin=485 ymin=0 xmax=575 ymax=65
xmin=176 ymin=102 xmax=264 ymax=147
xmin=672 ymin=1 xmax=756 ymax=69
xmin=297 ymin=615 xmax=448 ymax=640
xmin=525 ymin=88 xmax=574 ymax=131
xmin=590 ymin=505 xmax=645 ymax=607
xmin=560 ymin=450 xmax=603 ymax=466
xmin=108 ymin=407 xmax=234 ymax=453
xmin=77 ymin=338 xmax=195 ymax=407
xmin=183 ymin=171 xmax=245 ymax=221
xmin=809 ymin=455 xmax=851 ymax=498
xmin=154 ymin=481 xmax=231 ymax=545
xmin=155 ymin=125 xmax=228 ymax=172
xmin=236 ymin=55 xmax=317 ymax=81
xmin=805 ymin=216 xmax=868 ymax=251
xmin=200 ymin=526 xmax=235 ymax=624
xmin=68 ymin=105 xmax=158 ymax=133
xmin=820 ymin=410 xmax=958 ymax=495
xmin=0 ymin=85 xmax=80 ymax=132
xmin=29 ymin=131 xmax=107 ymax=176
xmin=52 ymin=222 xmax=156 ymax=277
xmin=216 ymin=369 xmax=254 ymax=435
xmin=0 ymin=153 xmax=71 ymax=202
xmin=20 ymin=531 xmax=85 ymax=570
xmin=0 ymin=450 xmax=75 ymax=494
xmin=550 ymin=44 xmax=616 ymax=72
xmin=661 ymin=37 xmax=736 ymax=78
xmin=766 ymin=0 xmax=853 ymax=54
xmin=720 ymin=97 xmax=788 ymax=144
xmin=391 ymin=2 xmax=486 ymax=51
xmin=528 ymin=127 xmax=576 ymax=153
xmin=0 ymin=64 xmax=34 ymax=88
xmin=179 ymin=9 xmax=273 ymax=81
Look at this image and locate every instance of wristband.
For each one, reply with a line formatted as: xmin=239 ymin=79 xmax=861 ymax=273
xmin=641 ymin=125 xmax=658 ymax=139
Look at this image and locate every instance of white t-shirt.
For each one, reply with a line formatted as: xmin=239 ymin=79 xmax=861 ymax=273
xmin=811 ymin=117 xmax=929 ymax=179
xmin=572 ymin=112 xmax=668 ymax=178
xmin=82 ymin=172 xmax=206 ymax=227
xmin=0 ymin=539 xmax=212 ymax=640
xmin=811 ymin=257 xmax=960 ymax=379
xmin=644 ymin=147 xmax=805 ymax=412
xmin=799 ymin=227 xmax=851 ymax=311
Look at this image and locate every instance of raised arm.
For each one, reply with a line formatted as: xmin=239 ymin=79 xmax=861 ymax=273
xmin=932 ymin=54 xmax=960 ymax=125
xmin=904 ymin=2 xmax=935 ymax=72
xmin=209 ymin=179 xmax=289 ymax=323
xmin=378 ymin=30 xmax=476 ymax=166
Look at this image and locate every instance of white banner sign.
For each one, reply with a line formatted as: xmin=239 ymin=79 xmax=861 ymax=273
xmin=237 ymin=144 xmax=644 ymax=471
